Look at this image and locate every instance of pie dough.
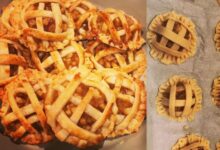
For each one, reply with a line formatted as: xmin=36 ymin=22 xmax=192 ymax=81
xmin=0 ymin=69 xmax=53 ymax=144
xmin=45 ymin=66 xmax=116 ymax=148
xmin=89 ymin=8 xmax=145 ymax=51
xmin=147 ymin=11 xmax=197 ymax=64
xmin=19 ymin=0 xmax=74 ymax=52
xmin=0 ymin=38 xmax=27 ymax=86
xmin=214 ymin=21 xmax=220 ymax=51
xmin=85 ymin=40 xmax=147 ymax=79
xmin=94 ymin=69 xmax=146 ymax=137
xmin=211 ymin=76 xmax=220 ymax=107
xmin=31 ymin=41 xmax=86 ymax=73
xmin=156 ymin=75 xmax=202 ymax=121
xmin=171 ymin=134 xmax=211 ymax=150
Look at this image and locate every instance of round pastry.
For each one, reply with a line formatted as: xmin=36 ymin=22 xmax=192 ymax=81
xmin=172 ymin=134 xmax=210 ymax=150
xmin=19 ymin=0 xmax=74 ymax=52
xmin=95 ymin=69 xmax=146 ymax=137
xmin=85 ymin=40 xmax=147 ymax=79
xmin=0 ymin=69 xmax=53 ymax=144
xmin=214 ymin=21 xmax=220 ymax=51
xmin=45 ymin=66 xmax=116 ymax=148
xmin=89 ymin=8 xmax=145 ymax=51
xmin=211 ymin=76 xmax=220 ymax=107
xmin=156 ymin=75 xmax=202 ymax=121
xmin=66 ymin=0 xmax=97 ymax=40
xmin=30 ymin=41 xmax=86 ymax=73
xmin=147 ymin=11 xmax=197 ymax=64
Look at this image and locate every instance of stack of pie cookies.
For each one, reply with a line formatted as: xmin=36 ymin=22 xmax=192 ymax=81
xmin=0 ymin=0 xmax=147 ymax=148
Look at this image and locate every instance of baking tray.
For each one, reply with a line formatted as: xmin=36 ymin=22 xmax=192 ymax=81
xmin=147 ymin=0 xmax=220 ymax=149
xmin=0 ymin=0 xmax=147 ymax=150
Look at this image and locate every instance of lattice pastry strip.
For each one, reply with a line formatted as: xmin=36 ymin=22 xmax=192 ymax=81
xmin=0 ymin=38 xmax=27 ymax=86
xmin=156 ymin=75 xmax=202 ymax=121
xmin=0 ymin=69 xmax=53 ymax=144
xmin=31 ymin=41 xmax=85 ymax=73
xmin=171 ymin=134 xmax=211 ymax=150
xmin=85 ymin=41 xmax=146 ymax=79
xmin=94 ymin=69 xmax=146 ymax=137
xmin=19 ymin=0 xmax=74 ymax=52
xmin=211 ymin=76 xmax=220 ymax=107
xmin=45 ymin=66 xmax=116 ymax=148
xmin=147 ymin=11 xmax=197 ymax=64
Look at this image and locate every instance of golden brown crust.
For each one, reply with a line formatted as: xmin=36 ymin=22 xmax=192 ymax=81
xmin=156 ymin=75 xmax=202 ymax=121
xmin=214 ymin=21 xmax=220 ymax=51
xmin=211 ymin=76 xmax=220 ymax=107
xmin=147 ymin=11 xmax=197 ymax=64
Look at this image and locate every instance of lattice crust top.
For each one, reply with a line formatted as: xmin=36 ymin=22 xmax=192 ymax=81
xmin=211 ymin=76 xmax=220 ymax=107
xmin=85 ymin=40 xmax=147 ymax=79
xmin=0 ymin=38 xmax=27 ymax=86
xmin=19 ymin=0 xmax=74 ymax=52
xmin=88 ymin=8 xmax=145 ymax=51
xmin=171 ymin=134 xmax=211 ymax=150
xmin=147 ymin=11 xmax=197 ymax=64
xmin=156 ymin=75 xmax=202 ymax=121
xmin=94 ymin=69 xmax=146 ymax=137
xmin=0 ymin=69 xmax=53 ymax=144
xmin=45 ymin=66 xmax=116 ymax=148
xmin=30 ymin=41 xmax=86 ymax=73
xmin=214 ymin=22 xmax=220 ymax=51
xmin=66 ymin=0 xmax=97 ymax=40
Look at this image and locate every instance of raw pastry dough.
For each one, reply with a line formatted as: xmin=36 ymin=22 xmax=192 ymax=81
xmin=147 ymin=11 xmax=197 ymax=64
xmin=156 ymin=75 xmax=202 ymax=121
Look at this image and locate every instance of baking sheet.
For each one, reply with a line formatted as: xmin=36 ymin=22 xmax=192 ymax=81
xmin=0 ymin=0 xmax=147 ymax=150
xmin=147 ymin=0 xmax=220 ymax=150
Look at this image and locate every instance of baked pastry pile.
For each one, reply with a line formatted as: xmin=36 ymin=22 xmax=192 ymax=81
xmin=0 ymin=0 xmax=146 ymax=148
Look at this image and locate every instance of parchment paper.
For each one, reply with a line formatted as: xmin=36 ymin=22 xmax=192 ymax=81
xmin=147 ymin=0 xmax=220 ymax=150
xmin=0 ymin=0 xmax=147 ymax=150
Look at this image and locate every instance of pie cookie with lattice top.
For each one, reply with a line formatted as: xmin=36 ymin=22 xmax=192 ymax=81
xmin=0 ymin=69 xmax=53 ymax=144
xmin=30 ymin=41 xmax=86 ymax=73
xmin=216 ymin=141 xmax=220 ymax=150
xmin=85 ymin=40 xmax=147 ymax=79
xmin=211 ymin=76 xmax=220 ymax=107
xmin=156 ymin=75 xmax=202 ymax=121
xmin=172 ymin=134 xmax=211 ymax=150
xmin=147 ymin=11 xmax=197 ymax=64
xmin=89 ymin=8 xmax=145 ymax=51
xmin=66 ymin=0 xmax=97 ymax=40
xmin=19 ymin=0 xmax=74 ymax=52
xmin=214 ymin=21 xmax=220 ymax=51
xmin=45 ymin=66 xmax=116 ymax=148
xmin=94 ymin=69 xmax=146 ymax=137
xmin=0 ymin=38 xmax=27 ymax=86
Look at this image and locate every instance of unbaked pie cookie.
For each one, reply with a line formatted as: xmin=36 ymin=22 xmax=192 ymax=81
xmin=0 ymin=69 xmax=53 ymax=144
xmin=211 ymin=76 xmax=220 ymax=107
xmin=156 ymin=75 xmax=202 ymax=121
xmin=45 ymin=66 xmax=116 ymax=148
xmin=172 ymin=134 xmax=211 ymax=150
xmin=147 ymin=11 xmax=197 ymax=64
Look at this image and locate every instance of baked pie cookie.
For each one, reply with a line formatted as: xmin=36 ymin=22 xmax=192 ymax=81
xmin=0 ymin=69 xmax=53 ymax=144
xmin=30 ymin=41 xmax=85 ymax=73
xmin=147 ymin=11 xmax=197 ymax=64
xmin=171 ymin=134 xmax=211 ymax=150
xmin=95 ymin=69 xmax=146 ymax=137
xmin=211 ymin=76 xmax=220 ymax=107
xmin=89 ymin=8 xmax=145 ymax=51
xmin=217 ymin=141 xmax=220 ymax=150
xmin=156 ymin=75 xmax=202 ymax=121
xmin=19 ymin=0 xmax=74 ymax=52
xmin=45 ymin=66 xmax=116 ymax=148
xmin=85 ymin=40 xmax=147 ymax=79
xmin=214 ymin=22 xmax=220 ymax=51
xmin=0 ymin=38 xmax=27 ymax=86
xmin=66 ymin=0 xmax=97 ymax=40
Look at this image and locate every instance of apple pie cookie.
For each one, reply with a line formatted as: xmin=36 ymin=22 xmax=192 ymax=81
xmin=216 ymin=141 xmax=220 ymax=150
xmin=156 ymin=75 xmax=202 ymax=121
xmin=85 ymin=40 xmax=147 ymax=79
xmin=172 ymin=134 xmax=211 ymax=150
xmin=45 ymin=66 xmax=116 ymax=148
xmin=89 ymin=8 xmax=145 ymax=51
xmin=214 ymin=21 xmax=220 ymax=51
xmin=30 ymin=41 xmax=85 ymax=73
xmin=0 ymin=69 xmax=53 ymax=144
xmin=147 ymin=11 xmax=197 ymax=64
xmin=211 ymin=76 xmax=220 ymax=107
xmin=0 ymin=38 xmax=27 ymax=86
xmin=95 ymin=69 xmax=146 ymax=137
xmin=19 ymin=0 xmax=74 ymax=52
